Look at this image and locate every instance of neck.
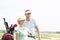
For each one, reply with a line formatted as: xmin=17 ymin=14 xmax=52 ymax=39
xmin=20 ymin=25 xmax=23 ymax=27
xmin=26 ymin=17 xmax=30 ymax=21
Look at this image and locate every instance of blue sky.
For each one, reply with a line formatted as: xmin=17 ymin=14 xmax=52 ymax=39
xmin=0 ymin=0 xmax=60 ymax=32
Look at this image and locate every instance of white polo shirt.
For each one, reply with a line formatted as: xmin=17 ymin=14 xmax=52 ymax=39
xmin=24 ymin=18 xmax=36 ymax=36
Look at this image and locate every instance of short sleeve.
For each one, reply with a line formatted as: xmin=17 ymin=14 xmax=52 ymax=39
xmin=16 ymin=30 xmax=19 ymax=34
xmin=32 ymin=19 xmax=37 ymax=27
xmin=15 ymin=27 xmax=19 ymax=34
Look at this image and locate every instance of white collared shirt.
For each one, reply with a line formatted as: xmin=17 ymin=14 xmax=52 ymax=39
xmin=24 ymin=18 xmax=36 ymax=36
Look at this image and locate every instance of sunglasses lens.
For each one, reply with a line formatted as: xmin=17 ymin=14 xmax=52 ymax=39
xmin=28 ymin=13 xmax=31 ymax=14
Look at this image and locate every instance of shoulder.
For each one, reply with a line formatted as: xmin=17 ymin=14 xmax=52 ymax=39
xmin=24 ymin=18 xmax=36 ymax=23
xmin=15 ymin=26 xmax=19 ymax=31
xmin=24 ymin=27 xmax=29 ymax=30
xmin=31 ymin=18 xmax=35 ymax=21
xmin=24 ymin=27 xmax=28 ymax=29
xmin=24 ymin=18 xmax=35 ymax=21
xmin=30 ymin=18 xmax=36 ymax=23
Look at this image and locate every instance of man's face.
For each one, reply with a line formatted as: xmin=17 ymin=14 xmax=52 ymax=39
xmin=25 ymin=13 xmax=31 ymax=18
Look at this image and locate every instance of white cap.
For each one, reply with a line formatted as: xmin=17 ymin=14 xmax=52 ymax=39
xmin=25 ymin=11 xmax=31 ymax=14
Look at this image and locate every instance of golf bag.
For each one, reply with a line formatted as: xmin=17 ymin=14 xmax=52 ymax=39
xmin=1 ymin=18 xmax=17 ymax=40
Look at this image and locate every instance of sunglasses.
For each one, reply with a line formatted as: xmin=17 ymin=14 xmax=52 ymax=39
xmin=28 ymin=13 xmax=31 ymax=14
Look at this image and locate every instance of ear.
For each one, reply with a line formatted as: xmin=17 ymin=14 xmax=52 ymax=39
xmin=25 ymin=13 xmax=26 ymax=15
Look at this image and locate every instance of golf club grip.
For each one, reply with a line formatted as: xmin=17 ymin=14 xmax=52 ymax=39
xmin=3 ymin=18 xmax=5 ymax=22
xmin=28 ymin=35 xmax=35 ymax=38
xmin=3 ymin=18 xmax=9 ymax=29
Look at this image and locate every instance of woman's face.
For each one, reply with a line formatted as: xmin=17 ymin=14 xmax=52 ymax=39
xmin=18 ymin=20 xmax=24 ymax=25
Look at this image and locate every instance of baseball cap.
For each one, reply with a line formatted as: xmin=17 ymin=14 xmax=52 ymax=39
xmin=25 ymin=10 xmax=31 ymax=14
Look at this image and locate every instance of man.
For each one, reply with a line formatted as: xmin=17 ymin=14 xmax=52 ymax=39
xmin=24 ymin=10 xmax=40 ymax=40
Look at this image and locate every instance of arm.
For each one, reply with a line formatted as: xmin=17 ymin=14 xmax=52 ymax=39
xmin=33 ymin=19 xmax=40 ymax=40
xmin=36 ymin=25 xmax=40 ymax=40
xmin=16 ymin=33 xmax=19 ymax=40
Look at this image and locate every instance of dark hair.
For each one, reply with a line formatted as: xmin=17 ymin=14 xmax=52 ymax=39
xmin=25 ymin=10 xmax=30 ymax=12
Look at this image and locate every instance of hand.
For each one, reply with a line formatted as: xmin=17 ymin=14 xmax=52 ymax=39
xmin=28 ymin=32 xmax=32 ymax=35
xmin=38 ymin=38 xmax=40 ymax=40
xmin=38 ymin=35 xmax=40 ymax=40
xmin=29 ymin=33 xmax=32 ymax=35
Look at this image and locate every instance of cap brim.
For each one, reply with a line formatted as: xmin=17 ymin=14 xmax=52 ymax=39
xmin=26 ymin=13 xmax=31 ymax=14
xmin=25 ymin=11 xmax=31 ymax=14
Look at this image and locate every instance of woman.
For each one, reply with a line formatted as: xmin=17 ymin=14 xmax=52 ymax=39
xmin=16 ymin=18 xmax=29 ymax=40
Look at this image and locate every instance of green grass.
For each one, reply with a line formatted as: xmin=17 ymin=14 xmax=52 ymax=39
xmin=0 ymin=32 xmax=60 ymax=39
xmin=0 ymin=33 xmax=4 ymax=38
xmin=41 ymin=33 xmax=60 ymax=39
